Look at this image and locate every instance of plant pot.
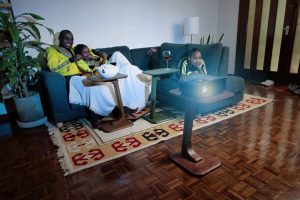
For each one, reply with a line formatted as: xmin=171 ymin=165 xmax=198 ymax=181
xmin=13 ymin=91 xmax=47 ymax=128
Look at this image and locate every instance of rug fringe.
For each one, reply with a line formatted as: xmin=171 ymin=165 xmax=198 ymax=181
xmin=45 ymin=122 xmax=71 ymax=176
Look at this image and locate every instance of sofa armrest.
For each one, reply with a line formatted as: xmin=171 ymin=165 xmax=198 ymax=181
xmin=40 ymin=71 xmax=71 ymax=114
xmin=226 ymin=75 xmax=244 ymax=94
xmin=219 ymin=46 xmax=229 ymax=76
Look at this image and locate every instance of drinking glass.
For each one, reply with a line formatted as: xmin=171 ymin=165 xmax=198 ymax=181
xmin=163 ymin=51 xmax=172 ymax=70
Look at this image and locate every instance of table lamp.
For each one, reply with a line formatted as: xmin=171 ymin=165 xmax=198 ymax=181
xmin=183 ymin=16 xmax=199 ymax=44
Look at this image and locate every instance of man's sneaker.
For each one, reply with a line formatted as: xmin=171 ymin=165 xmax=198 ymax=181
xmin=261 ymin=80 xmax=274 ymax=87
xmin=294 ymin=89 xmax=300 ymax=95
xmin=288 ymin=83 xmax=300 ymax=92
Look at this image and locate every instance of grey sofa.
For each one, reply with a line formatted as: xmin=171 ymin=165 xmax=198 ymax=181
xmin=41 ymin=43 xmax=244 ymax=123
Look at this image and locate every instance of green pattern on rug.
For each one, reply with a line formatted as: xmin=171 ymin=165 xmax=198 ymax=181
xmin=47 ymin=94 xmax=272 ymax=175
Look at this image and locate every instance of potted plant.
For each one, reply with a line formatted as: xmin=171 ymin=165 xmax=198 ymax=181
xmin=0 ymin=12 xmax=53 ymax=128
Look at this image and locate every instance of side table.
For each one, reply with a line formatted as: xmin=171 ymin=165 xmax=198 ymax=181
xmin=142 ymin=68 xmax=179 ymax=124
xmin=86 ymin=73 xmax=133 ymax=132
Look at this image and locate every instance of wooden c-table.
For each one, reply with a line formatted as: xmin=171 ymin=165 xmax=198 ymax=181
xmin=85 ymin=73 xmax=133 ymax=132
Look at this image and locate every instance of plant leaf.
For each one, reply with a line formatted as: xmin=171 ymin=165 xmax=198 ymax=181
xmin=31 ymin=22 xmax=54 ymax=36
xmin=0 ymin=12 xmax=11 ymax=30
xmin=1 ymin=12 xmax=52 ymax=97
xmin=22 ymin=28 xmax=38 ymax=40
xmin=8 ymin=25 xmax=20 ymax=42
xmin=22 ymin=22 xmax=41 ymax=40
xmin=218 ymin=33 xmax=224 ymax=43
xmin=16 ymin=13 xmax=44 ymax=20
xmin=206 ymin=34 xmax=210 ymax=44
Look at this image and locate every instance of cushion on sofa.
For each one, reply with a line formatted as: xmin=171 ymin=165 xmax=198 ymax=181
xmin=95 ymin=46 xmax=133 ymax=64
xmin=219 ymin=46 xmax=229 ymax=76
xmin=147 ymin=48 xmax=163 ymax=70
xmin=188 ymin=43 xmax=223 ymax=76
xmin=159 ymin=43 xmax=188 ymax=69
xmin=226 ymin=76 xmax=244 ymax=94
xmin=131 ymin=47 xmax=154 ymax=71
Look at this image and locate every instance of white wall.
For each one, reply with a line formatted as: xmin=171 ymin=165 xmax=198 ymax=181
xmin=11 ymin=0 xmax=240 ymax=74
xmin=217 ymin=0 xmax=239 ymax=74
xmin=11 ymin=0 xmax=219 ymax=49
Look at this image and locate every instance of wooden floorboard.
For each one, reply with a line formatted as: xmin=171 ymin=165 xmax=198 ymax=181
xmin=0 ymin=84 xmax=300 ymax=200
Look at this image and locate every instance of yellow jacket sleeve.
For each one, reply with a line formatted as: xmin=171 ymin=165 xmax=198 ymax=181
xmin=45 ymin=47 xmax=92 ymax=76
xmin=76 ymin=59 xmax=92 ymax=72
xmin=46 ymin=47 xmax=71 ymax=72
xmin=180 ymin=59 xmax=192 ymax=76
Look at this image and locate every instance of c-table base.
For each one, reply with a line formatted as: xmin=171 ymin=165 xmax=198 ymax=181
xmin=99 ymin=117 xmax=133 ymax=133
xmin=170 ymin=146 xmax=221 ymax=176
xmin=143 ymin=110 xmax=175 ymax=124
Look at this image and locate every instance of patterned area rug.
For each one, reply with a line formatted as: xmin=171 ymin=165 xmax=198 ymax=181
xmin=94 ymin=106 xmax=182 ymax=143
xmin=47 ymin=94 xmax=272 ymax=175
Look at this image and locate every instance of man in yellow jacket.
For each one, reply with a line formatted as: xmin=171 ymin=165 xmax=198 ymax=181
xmin=46 ymin=30 xmax=105 ymax=76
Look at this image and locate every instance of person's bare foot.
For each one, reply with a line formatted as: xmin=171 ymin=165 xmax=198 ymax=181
xmin=124 ymin=106 xmax=138 ymax=116
xmin=110 ymin=106 xmax=120 ymax=118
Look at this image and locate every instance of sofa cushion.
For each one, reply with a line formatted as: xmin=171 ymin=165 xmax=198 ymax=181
xmin=149 ymin=52 xmax=163 ymax=70
xmin=188 ymin=43 xmax=223 ymax=76
xmin=148 ymin=48 xmax=163 ymax=70
xmin=219 ymin=46 xmax=229 ymax=76
xmin=160 ymin=43 xmax=188 ymax=69
xmin=226 ymin=76 xmax=244 ymax=94
xmin=131 ymin=47 xmax=153 ymax=71
xmin=95 ymin=46 xmax=133 ymax=64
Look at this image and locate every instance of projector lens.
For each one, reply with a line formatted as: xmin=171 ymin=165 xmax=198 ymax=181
xmin=202 ymin=85 xmax=207 ymax=94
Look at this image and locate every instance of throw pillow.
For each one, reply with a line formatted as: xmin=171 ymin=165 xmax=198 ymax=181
xmin=147 ymin=48 xmax=163 ymax=69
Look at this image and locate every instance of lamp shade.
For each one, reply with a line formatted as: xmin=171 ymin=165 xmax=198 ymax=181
xmin=183 ymin=17 xmax=199 ymax=35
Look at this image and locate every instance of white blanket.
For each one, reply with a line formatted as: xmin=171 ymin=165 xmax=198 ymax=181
xmin=69 ymin=51 xmax=151 ymax=116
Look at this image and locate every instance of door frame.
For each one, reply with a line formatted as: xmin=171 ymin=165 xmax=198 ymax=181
xmin=235 ymin=0 xmax=300 ymax=83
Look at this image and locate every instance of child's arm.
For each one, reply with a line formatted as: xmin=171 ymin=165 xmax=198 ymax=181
xmin=91 ymin=49 xmax=107 ymax=65
xmin=196 ymin=59 xmax=207 ymax=74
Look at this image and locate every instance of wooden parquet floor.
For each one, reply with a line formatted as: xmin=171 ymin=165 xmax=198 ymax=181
xmin=1 ymin=84 xmax=300 ymax=200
